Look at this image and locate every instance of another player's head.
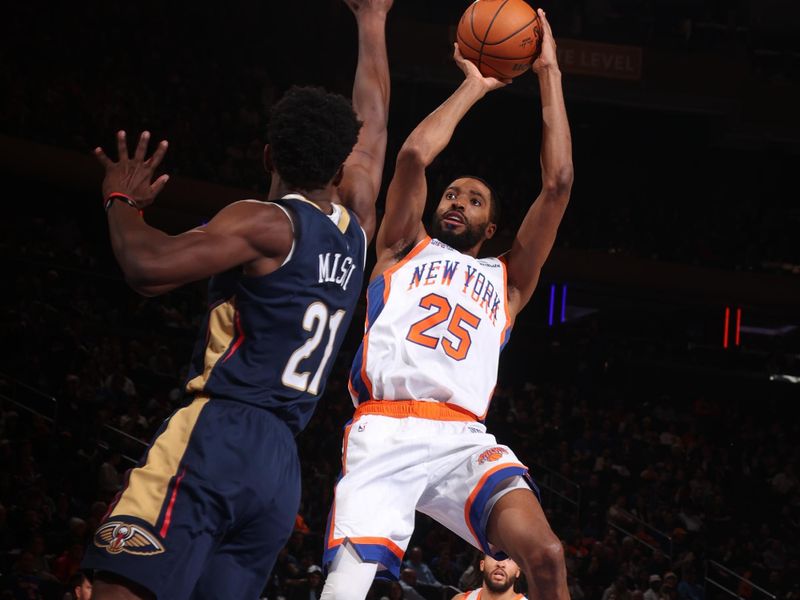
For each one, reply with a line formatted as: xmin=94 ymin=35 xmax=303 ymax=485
xmin=266 ymin=86 xmax=362 ymax=192
xmin=68 ymin=571 xmax=92 ymax=600
xmin=429 ymin=176 xmax=500 ymax=254
xmin=480 ymin=553 xmax=521 ymax=594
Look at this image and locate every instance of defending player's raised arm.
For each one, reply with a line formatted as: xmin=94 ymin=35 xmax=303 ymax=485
xmin=97 ymin=131 xmax=293 ymax=297
xmin=336 ymin=0 xmax=393 ymax=243
xmin=376 ymin=45 xmax=508 ymax=258
xmin=503 ymin=10 xmax=574 ymax=319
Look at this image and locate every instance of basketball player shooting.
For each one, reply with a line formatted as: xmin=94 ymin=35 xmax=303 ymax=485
xmin=321 ymin=9 xmax=572 ymax=600
xmin=81 ymin=1 xmax=393 ymax=599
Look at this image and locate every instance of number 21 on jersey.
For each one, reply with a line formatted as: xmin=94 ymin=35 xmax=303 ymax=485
xmin=282 ymin=302 xmax=346 ymax=394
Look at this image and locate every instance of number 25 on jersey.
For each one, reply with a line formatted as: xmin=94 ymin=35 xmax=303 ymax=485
xmin=406 ymin=293 xmax=481 ymax=361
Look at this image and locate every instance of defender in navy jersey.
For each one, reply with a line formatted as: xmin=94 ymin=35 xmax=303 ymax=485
xmin=81 ymin=1 xmax=393 ymax=599
xmin=183 ymin=195 xmax=367 ymax=434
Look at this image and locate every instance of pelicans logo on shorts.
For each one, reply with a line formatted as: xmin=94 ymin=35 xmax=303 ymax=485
xmin=94 ymin=521 xmax=165 ymax=556
xmin=477 ymin=447 xmax=508 ymax=465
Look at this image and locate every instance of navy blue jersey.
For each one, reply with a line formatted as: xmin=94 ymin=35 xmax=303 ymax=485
xmin=184 ymin=194 xmax=366 ymax=434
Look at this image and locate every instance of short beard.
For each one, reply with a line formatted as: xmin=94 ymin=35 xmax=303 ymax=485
xmin=429 ymin=215 xmax=487 ymax=252
xmin=483 ymin=571 xmax=515 ymax=594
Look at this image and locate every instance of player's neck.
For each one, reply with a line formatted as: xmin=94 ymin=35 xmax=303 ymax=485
xmin=270 ymin=178 xmax=336 ymax=215
xmin=458 ymin=242 xmax=482 ymax=258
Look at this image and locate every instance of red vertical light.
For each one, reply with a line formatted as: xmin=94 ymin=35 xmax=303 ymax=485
xmin=735 ymin=308 xmax=742 ymax=346
xmin=723 ymin=307 xmax=730 ymax=349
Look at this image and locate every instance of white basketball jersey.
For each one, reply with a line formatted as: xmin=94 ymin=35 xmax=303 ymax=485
xmin=464 ymin=590 xmax=526 ymax=600
xmin=348 ymin=236 xmax=512 ymax=419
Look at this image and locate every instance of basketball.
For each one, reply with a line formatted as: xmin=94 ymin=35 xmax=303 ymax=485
xmin=457 ymin=0 xmax=543 ymax=79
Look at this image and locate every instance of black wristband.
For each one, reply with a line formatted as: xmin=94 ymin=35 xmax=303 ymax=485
xmin=104 ymin=193 xmax=139 ymax=213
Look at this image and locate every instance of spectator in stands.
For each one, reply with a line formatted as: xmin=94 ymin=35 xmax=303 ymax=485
xmin=430 ymin=545 xmax=461 ymax=587
xmin=398 ymin=568 xmax=427 ymax=600
xmin=602 ymin=575 xmax=632 ymax=600
xmin=288 ymin=564 xmax=324 ymax=600
xmin=661 ymin=572 xmax=678 ymax=599
xmin=644 ymin=574 xmax=661 ymax=600
xmin=95 ymin=449 xmax=122 ymax=499
xmin=379 ymin=580 xmax=404 ymax=600
xmin=53 ymin=542 xmax=85 ymax=584
xmin=676 ymin=566 xmax=703 ymax=600
xmin=402 ymin=546 xmax=442 ymax=588
xmin=457 ymin=550 xmax=482 ymax=592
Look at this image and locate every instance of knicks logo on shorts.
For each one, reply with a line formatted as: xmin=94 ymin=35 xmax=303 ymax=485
xmin=94 ymin=521 xmax=165 ymax=556
xmin=477 ymin=446 xmax=508 ymax=465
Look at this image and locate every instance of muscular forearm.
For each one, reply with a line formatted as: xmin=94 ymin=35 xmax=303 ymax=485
xmin=402 ymin=78 xmax=486 ymax=166
xmin=107 ymin=203 xmax=172 ymax=287
xmin=353 ymin=12 xmax=390 ymax=134
xmin=351 ymin=11 xmax=390 ymax=191
xmin=537 ymin=67 xmax=573 ymax=193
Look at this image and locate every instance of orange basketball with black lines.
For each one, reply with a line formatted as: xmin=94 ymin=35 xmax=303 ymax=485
xmin=457 ymin=0 xmax=542 ymax=79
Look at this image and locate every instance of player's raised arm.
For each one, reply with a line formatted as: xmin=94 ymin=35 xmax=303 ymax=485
xmin=503 ymin=10 xmax=574 ymax=318
xmin=376 ymin=45 xmax=508 ymax=260
xmin=336 ymin=0 xmax=393 ymax=243
xmin=97 ymin=130 xmax=293 ymax=297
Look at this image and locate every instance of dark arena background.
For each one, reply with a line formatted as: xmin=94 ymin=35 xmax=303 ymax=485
xmin=1 ymin=1 xmax=799 ymax=599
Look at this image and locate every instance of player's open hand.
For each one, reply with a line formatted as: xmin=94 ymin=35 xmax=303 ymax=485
xmin=532 ymin=9 xmax=558 ymax=74
xmin=343 ymin=0 xmax=394 ymax=17
xmin=453 ymin=44 xmax=510 ymax=92
xmin=95 ymin=131 xmax=170 ymax=210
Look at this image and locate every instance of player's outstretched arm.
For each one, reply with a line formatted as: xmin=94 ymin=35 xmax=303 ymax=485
xmin=97 ymin=130 xmax=293 ymax=297
xmin=504 ymin=10 xmax=574 ymax=318
xmin=337 ymin=0 xmax=393 ymax=243
xmin=376 ymin=45 xmax=508 ymax=260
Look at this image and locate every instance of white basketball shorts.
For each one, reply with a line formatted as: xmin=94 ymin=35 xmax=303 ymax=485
xmin=322 ymin=401 xmax=540 ymax=578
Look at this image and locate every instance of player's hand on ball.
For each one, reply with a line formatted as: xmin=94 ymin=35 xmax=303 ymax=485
xmin=532 ymin=9 xmax=559 ymax=74
xmin=453 ymin=44 xmax=510 ymax=92
xmin=342 ymin=0 xmax=394 ymax=16
xmin=95 ymin=131 xmax=170 ymax=210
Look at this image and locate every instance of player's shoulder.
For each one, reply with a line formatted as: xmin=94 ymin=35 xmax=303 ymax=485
xmin=450 ymin=592 xmax=468 ymax=600
xmin=205 ymin=199 xmax=293 ymax=235
xmin=477 ymin=256 xmax=505 ymax=269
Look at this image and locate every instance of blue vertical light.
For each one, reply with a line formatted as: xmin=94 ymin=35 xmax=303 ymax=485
xmin=548 ymin=284 xmax=555 ymax=327
xmin=561 ymin=284 xmax=567 ymax=323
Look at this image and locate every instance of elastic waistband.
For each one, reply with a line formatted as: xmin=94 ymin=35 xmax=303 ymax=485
xmin=354 ymin=400 xmax=478 ymax=422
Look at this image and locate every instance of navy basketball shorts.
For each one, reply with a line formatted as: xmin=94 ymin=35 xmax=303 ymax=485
xmin=82 ymin=396 xmax=301 ymax=600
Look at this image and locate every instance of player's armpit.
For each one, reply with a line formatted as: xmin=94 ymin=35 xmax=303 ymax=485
xmin=338 ymin=160 xmax=379 ymax=240
xmin=121 ymin=201 xmax=293 ymax=296
xmin=375 ymin=148 xmax=428 ymax=260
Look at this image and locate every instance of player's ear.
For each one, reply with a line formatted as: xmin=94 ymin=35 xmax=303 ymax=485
xmin=485 ymin=222 xmax=497 ymax=240
xmin=332 ymin=164 xmax=345 ymax=187
xmin=263 ymin=144 xmax=274 ymax=173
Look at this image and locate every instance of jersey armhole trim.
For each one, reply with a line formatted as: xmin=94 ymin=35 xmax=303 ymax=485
xmin=360 ymin=225 xmax=368 ymax=269
xmin=266 ymin=202 xmax=296 ymax=267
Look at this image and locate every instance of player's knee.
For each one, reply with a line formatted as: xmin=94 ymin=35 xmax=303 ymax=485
xmin=540 ymin=537 xmax=566 ymax=570
xmin=517 ymin=533 xmax=565 ymax=573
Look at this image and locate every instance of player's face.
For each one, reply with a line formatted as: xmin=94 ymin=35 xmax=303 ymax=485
xmin=75 ymin=579 xmax=92 ymax=600
xmin=429 ymin=178 xmax=496 ymax=252
xmin=481 ymin=555 xmax=521 ymax=593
